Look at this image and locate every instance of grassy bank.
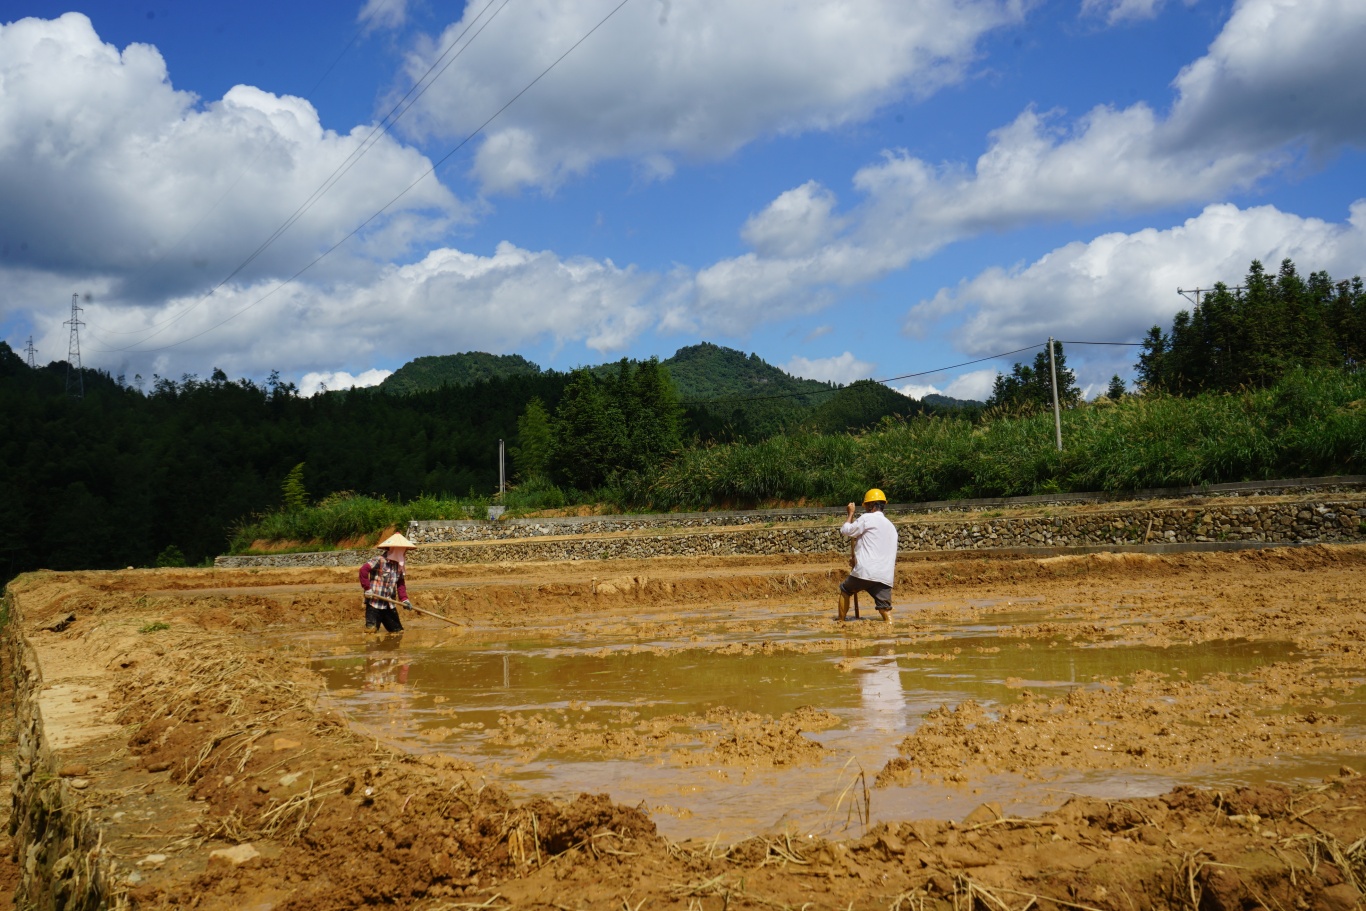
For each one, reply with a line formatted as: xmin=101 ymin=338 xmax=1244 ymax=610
xmin=227 ymin=477 xmax=595 ymax=554
xmin=233 ymin=369 xmax=1364 ymax=550
xmin=636 ymin=368 xmax=1364 ymax=509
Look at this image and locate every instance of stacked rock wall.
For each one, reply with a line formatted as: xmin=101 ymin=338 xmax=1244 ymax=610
xmin=216 ymin=495 xmax=1366 ymax=569
xmin=406 ymin=476 xmax=1366 ymax=544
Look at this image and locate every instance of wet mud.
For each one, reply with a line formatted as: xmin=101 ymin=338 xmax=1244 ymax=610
xmin=7 ymin=543 xmax=1366 ymax=909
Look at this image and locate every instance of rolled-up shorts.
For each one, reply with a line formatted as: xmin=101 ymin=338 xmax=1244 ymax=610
xmin=839 ymin=575 xmax=892 ymax=610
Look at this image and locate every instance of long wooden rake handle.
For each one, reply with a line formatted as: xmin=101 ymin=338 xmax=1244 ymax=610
xmin=364 ymin=593 xmax=461 ymax=627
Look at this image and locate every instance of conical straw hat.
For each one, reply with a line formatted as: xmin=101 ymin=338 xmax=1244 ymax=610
xmin=376 ymin=533 xmax=416 ymax=550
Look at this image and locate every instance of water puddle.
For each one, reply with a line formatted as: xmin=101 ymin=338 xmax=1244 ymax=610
xmin=280 ymin=603 xmax=1364 ymax=843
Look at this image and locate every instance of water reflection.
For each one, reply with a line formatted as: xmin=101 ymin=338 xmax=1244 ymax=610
xmin=288 ymin=606 xmax=1360 ymax=842
xmin=859 ymin=647 xmax=907 ymax=730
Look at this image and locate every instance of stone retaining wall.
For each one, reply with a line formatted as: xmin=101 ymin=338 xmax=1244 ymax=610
xmin=216 ymin=497 xmax=1366 ymax=568
xmin=407 ymin=475 xmax=1366 ymax=544
xmin=4 ymin=594 xmax=117 ymax=910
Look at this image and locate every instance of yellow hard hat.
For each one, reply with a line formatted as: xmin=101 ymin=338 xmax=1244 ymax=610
xmin=863 ymin=488 xmax=887 ymax=505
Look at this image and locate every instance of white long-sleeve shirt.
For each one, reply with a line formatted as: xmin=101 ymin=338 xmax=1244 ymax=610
xmin=840 ymin=510 xmax=898 ymax=586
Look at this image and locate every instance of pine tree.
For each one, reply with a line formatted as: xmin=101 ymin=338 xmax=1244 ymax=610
xmin=1329 ymin=277 xmax=1366 ymax=367
xmin=281 ymin=462 xmax=308 ymax=511
xmin=987 ymin=342 xmax=1080 ymax=411
xmin=1135 ymin=326 xmax=1168 ymax=393
xmin=1105 ymin=375 xmax=1126 ymax=400
xmin=551 ymin=370 xmax=626 ymax=489
xmin=1166 ymin=311 xmax=1198 ymax=394
xmin=1141 ymin=258 xmax=1364 ymax=394
xmin=626 ymin=358 xmax=683 ymax=469
xmin=512 ymin=397 xmax=554 ymax=480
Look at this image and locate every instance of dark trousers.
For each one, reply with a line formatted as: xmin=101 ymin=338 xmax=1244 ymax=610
xmin=365 ymin=604 xmax=404 ymax=632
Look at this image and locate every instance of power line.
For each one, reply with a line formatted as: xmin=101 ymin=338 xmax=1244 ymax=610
xmin=678 ymin=343 xmax=1045 ymax=407
xmin=678 ymin=337 xmax=1149 ymax=409
xmin=118 ymin=0 xmax=638 ymax=355
xmin=88 ymin=0 xmax=409 ymax=340
xmin=92 ymin=0 xmax=512 ymax=351
xmin=877 ymin=344 xmax=1045 ymax=383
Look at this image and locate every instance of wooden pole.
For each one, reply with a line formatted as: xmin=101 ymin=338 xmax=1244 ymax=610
xmin=1048 ymin=336 xmax=1063 ymax=452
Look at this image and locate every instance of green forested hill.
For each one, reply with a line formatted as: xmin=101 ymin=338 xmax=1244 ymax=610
xmin=379 ymin=351 xmax=542 ymax=394
xmin=377 ymin=341 xmax=852 ymax=442
xmin=655 ymin=344 xmax=838 ymax=441
xmin=378 ymin=342 xmax=831 ymax=402
xmin=806 ymin=380 xmax=926 ymax=433
xmin=923 ymin=393 xmax=982 ymax=411
xmin=660 ymin=342 xmax=832 ymax=401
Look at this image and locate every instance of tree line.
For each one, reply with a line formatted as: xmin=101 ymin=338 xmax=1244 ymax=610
xmin=984 ymin=258 xmax=1364 ymax=411
xmin=0 ymin=349 xmax=571 ymax=582
xmin=5 ymin=256 xmax=1359 ymax=582
xmin=1137 ymin=259 xmax=1364 ymax=394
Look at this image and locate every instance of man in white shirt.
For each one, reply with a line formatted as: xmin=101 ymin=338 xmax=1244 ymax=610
xmin=838 ymin=488 xmax=898 ymax=623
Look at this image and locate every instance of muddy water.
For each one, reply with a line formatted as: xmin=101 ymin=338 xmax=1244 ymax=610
xmin=287 ymin=602 xmax=1363 ymax=842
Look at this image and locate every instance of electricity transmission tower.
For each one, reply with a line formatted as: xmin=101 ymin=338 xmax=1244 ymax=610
xmin=1177 ymin=286 xmax=1245 ymax=308
xmin=64 ymin=293 xmax=84 ymax=399
xmin=23 ymin=336 xmax=37 ymax=368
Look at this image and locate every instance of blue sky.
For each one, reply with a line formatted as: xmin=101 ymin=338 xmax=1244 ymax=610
xmin=3 ymin=0 xmax=1365 ymax=399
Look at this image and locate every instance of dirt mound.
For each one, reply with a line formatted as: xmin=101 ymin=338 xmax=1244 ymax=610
xmin=878 ymin=669 xmax=1349 ymax=786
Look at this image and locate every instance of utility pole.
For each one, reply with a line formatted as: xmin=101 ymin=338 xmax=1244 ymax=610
xmin=498 ymin=438 xmax=506 ymax=497
xmin=1047 ymin=337 xmax=1062 ymax=452
xmin=64 ymin=293 xmax=84 ymax=399
xmin=486 ymin=439 xmax=507 ymax=521
xmin=23 ymin=336 xmax=37 ymax=369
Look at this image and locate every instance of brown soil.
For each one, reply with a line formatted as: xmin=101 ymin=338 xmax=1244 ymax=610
xmin=6 ymin=545 xmax=1366 ymax=909
xmin=0 ymin=606 xmax=20 ymax=910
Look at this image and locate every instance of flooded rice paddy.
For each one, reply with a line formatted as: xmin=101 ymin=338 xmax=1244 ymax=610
xmin=17 ymin=546 xmax=1366 ymax=911
xmin=291 ymin=597 xmax=1363 ymax=842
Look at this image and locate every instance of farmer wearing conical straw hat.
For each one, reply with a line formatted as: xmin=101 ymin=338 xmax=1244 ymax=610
xmin=359 ymin=533 xmax=416 ymax=632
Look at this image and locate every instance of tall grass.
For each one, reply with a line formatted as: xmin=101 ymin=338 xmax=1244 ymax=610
xmin=228 ymin=477 xmax=585 ymax=554
xmin=638 ymin=367 xmax=1366 ymax=509
xmin=235 ymin=368 xmax=1364 ymax=548
xmin=645 ymin=433 xmax=862 ymax=509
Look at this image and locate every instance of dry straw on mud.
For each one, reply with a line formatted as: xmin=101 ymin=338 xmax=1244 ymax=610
xmin=1286 ymin=831 xmax=1366 ymax=891
xmin=116 ymin=638 xmax=313 ymax=731
xmin=821 ymin=756 xmax=871 ymax=835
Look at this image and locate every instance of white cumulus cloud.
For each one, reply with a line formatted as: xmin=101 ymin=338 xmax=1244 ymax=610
xmin=400 ymin=0 xmax=1026 ymax=192
xmin=909 ymin=200 xmax=1366 ymax=383
xmin=31 ymin=240 xmax=660 ymax=384
xmin=1166 ymin=0 xmax=1366 ymax=153
xmin=944 ymin=369 xmax=999 ymax=402
xmin=1081 ymin=0 xmax=1177 ymax=25
xmin=895 ymin=382 xmax=941 ymax=399
xmin=783 ymin=352 xmax=876 ymax=385
xmin=662 ymin=0 xmax=1366 ymax=335
xmin=0 ymin=13 xmax=461 ymax=310
xmin=741 ymin=182 xmax=844 ymax=258
xmin=895 ymin=368 xmax=997 ymax=403
xmin=299 ymin=368 xmax=393 ymax=396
